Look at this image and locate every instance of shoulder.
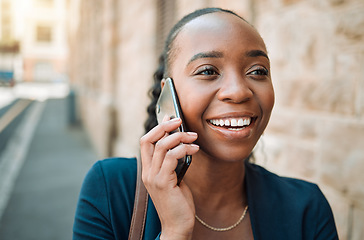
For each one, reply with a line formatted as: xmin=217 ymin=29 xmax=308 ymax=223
xmin=93 ymin=157 xmax=137 ymax=173
xmin=246 ymin=161 xmax=321 ymax=202
xmin=89 ymin=157 xmax=138 ymax=198
xmin=245 ymin=161 xmax=338 ymax=239
xmin=81 ymin=157 xmax=138 ymax=198
xmin=85 ymin=158 xmax=138 ymax=225
xmin=73 ymin=157 xmax=138 ymax=239
xmin=93 ymin=157 xmax=137 ymax=181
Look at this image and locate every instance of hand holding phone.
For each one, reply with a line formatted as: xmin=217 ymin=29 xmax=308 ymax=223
xmin=156 ymin=78 xmax=192 ymax=185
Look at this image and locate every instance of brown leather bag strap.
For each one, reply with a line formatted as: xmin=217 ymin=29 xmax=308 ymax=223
xmin=128 ymin=154 xmax=149 ymax=240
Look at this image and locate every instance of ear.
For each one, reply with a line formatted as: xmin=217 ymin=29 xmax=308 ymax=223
xmin=161 ymin=78 xmax=166 ymax=89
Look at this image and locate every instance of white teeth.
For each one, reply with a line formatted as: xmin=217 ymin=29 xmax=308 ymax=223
xmin=209 ymin=118 xmax=251 ymax=128
xmin=238 ymin=119 xmax=244 ymax=126
xmin=228 ymin=127 xmax=244 ymax=131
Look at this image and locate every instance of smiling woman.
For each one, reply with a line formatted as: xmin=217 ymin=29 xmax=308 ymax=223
xmin=73 ymin=7 xmax=339 ymax=240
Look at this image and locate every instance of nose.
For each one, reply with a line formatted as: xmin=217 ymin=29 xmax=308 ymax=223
xmin=216 ymin=73 xmax=253 ymax=103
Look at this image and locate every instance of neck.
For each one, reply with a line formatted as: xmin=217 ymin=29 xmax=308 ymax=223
xmin=184 ymin=151 xmax=247 ymax=211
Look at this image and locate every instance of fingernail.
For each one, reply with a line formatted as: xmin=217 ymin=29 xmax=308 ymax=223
xmin=187 ymin=132 xmax=197 ymax=136
xmin=162 ymin=115 xmax=169 ymax=122
xmin=170 ymin=118 xmax=181 ymax=122
xmin=191 ymin=144 xmax=199 ymax=148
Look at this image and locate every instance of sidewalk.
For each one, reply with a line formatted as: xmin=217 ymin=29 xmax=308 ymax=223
xmin=0 ymin=98 xmax=97 ymax=240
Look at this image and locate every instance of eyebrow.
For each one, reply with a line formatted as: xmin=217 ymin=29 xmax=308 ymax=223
xmin=246 ymin=50 xmax=269 ymax=60
xmin=188 ymin=51 xmax=224 ymax=65
xmin=187 ymin=49 xmax=269 ymax=66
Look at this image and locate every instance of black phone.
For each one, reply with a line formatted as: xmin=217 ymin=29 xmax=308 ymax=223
xmin=155 ymin=78 xmax=192 ymax=185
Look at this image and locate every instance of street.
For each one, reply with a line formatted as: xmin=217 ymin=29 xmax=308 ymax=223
xmin=0 ymin=83 xmax=97 ymax=239
xmin=0 ymin=82 xmax=70 ymax=108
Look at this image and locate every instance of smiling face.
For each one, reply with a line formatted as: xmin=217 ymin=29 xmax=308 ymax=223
xmin=168 ymin=12 xmax=275 ymax=162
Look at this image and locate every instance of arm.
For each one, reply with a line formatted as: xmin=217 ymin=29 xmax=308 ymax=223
xmin=311 ymin=186 xmax=339 ymax=240
xmin=73 ymin=162 xmax=114 ymax=240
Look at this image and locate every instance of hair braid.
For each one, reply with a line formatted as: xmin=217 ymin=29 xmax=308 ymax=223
xmin=144 ymin=54 xmax=164 ymax=133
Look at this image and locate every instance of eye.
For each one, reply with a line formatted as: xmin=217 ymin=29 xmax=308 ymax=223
xmin=249 ymin=67 xmax=268 ymax=76
xmin=195 ymin=66 xmax=219 ymax=76
xmin=247 ymin=66 xmax=269 ymax=80
xmin=200 ymin=69 xmax=217 ymax=75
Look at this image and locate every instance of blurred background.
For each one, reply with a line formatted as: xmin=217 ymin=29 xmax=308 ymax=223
xmin=0 ymin=0 xmax=363 ymax=239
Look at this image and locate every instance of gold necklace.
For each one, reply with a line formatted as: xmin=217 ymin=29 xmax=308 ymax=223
xmin=195 ymin=205 xmax=248 ymax=232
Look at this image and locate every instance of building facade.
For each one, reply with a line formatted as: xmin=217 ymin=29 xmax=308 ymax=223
xmin=0 ymin=0 xmax=20 ymax=84
xmin=0 ymin=0 xmax=68 ymax=83
xmin=21 ymin=0 xmax=68 ymax=82
xmin=68 ymin=1 xmax=364 ymax=239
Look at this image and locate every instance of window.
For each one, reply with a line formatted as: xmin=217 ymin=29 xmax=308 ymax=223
xmin=36 ymin=25 xmax=52 ymax=43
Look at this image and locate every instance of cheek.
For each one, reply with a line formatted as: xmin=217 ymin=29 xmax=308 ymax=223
xmin=175 ymin=80 xmax=202 ymax=111
xmin=179 ymin=91 xmax=205 ymax=118
xmin=176 ymin=86 xmax=213 ymax=129
xmin=266 ymin=86 xmax=275 ymax=113
xmin=257 ymin=83 xmax=275 ymax=121
xmin=253 ymin=79 xmax=274 ymax=107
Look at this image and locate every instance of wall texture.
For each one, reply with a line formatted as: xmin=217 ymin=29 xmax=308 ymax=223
xmin=68 ymin=0 xmax=364 ymax=239
xmin=253 ymin=1 xmax=364 ymax=239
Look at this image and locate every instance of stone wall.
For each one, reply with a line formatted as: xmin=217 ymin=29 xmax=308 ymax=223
xmin=112 ymin=0 xmax=157 ymax=157
xmin=253 ymin=1 xmax=364 ymax=239
xmin=68 ymin=0 xmax=364 ymax=239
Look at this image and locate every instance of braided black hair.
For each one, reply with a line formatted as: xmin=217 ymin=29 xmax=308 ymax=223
xmin=144 ymin=8 xmax=248 ymax=133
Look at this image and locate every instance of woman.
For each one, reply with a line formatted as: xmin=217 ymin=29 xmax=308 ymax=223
xmin=73 ymin=8 xmax=338 ymax=240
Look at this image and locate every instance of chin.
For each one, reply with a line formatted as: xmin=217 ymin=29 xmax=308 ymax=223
xmin=199 ymin=146 xmax=253 ymax=163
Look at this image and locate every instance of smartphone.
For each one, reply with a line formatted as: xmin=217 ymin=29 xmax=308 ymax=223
xmin=155 ymin=78 xmax=192 ymax=185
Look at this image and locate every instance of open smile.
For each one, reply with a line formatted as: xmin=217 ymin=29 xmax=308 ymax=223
xmin=207 ymin=116 xmax=256 ymax=131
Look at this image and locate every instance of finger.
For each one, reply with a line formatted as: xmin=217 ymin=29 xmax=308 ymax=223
xmin=157 ymin=143 xmax=199 ymax=185
xmin=141 ymin=118 xmax=181 ymax=150
xmin=159 ymin=115 xmax=170 ymax=140
xmin=151 ymin=132 xmax=198 ymax=176
xmin=140 ymin=118 xmax=182 ymax=170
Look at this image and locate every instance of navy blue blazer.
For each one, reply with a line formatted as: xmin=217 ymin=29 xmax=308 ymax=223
xmin=73 ymin=157 xmax=338 ymax=239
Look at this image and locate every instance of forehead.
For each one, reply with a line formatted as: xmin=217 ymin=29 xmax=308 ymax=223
xmin=172 ymin=12 xmax=267 ymax=60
